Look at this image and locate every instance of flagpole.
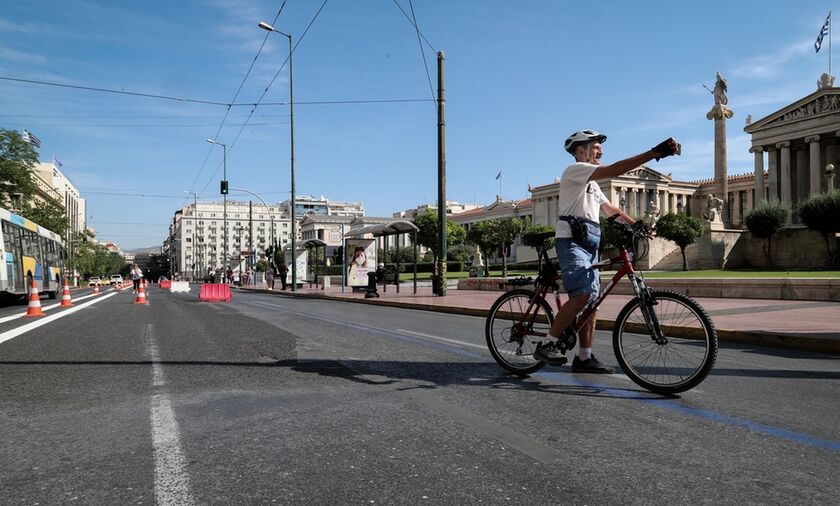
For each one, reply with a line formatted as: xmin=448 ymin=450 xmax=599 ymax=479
xmin=830 ymin=11 xmax=832 ymax=77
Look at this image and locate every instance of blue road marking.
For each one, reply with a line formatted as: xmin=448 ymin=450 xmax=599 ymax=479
xmin=244 ymin=299 xmax=840 ymax=454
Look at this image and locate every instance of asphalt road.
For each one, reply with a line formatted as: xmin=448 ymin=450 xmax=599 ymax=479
xmin=1 ymin=286 xmax=838 ymax=504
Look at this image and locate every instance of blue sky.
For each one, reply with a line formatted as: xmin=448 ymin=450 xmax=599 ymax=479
xmin=0 ymin=1 xmax=835 ymax=249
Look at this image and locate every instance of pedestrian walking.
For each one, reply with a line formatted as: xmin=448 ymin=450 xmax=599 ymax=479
xmin=266 ymin=264 xmax=275 ymax=290
xmin=278 ymin=263 xmax=288 ymax=290
xmin=129 ymin=263 xmax=143 ymax=293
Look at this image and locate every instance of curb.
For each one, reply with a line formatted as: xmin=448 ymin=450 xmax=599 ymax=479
xmin=238 ymin=287 xmax=840 ymax=355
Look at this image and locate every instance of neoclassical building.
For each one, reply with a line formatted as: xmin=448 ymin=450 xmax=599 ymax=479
xmin=745 ymin=75 xmax=840 ymax=222
xmin=530 ymin=165 xmax=701 ymax=227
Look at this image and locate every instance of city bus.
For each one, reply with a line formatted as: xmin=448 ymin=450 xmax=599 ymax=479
xmin=0 ymin=206 xmax=64 ymax=300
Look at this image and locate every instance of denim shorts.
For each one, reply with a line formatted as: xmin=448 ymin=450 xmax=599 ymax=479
xmin=555 ymin=223 xmax=601 ymax=298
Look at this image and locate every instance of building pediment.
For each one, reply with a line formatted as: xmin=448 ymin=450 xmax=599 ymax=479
xmin=605 ymin=165 xmax=672 ymax=183
xmin=746 ymin=87 xmax=840 ymax=132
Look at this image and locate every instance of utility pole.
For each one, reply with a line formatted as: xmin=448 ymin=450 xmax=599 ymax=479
xmin=249 ymin=200 xmax=254 ymax=285
xmin=436 ymin=51 xmax=447 ymax=296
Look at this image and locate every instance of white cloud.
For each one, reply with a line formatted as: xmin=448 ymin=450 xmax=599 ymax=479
xmin=0 ymin=17 xmax=40 ymax=33
xmin=728 ymin=39 xmax=812 ymax=80
xmin=0 ymin=47 xmax=47 ymax=64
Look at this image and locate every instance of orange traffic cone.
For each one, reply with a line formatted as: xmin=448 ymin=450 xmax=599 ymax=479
xmin=59 ymin=279 xmax=74 ymax=307
xmin=93 ymin=282 xmax=100 ymax=295
xmin=134 ymin=279 xmax=148 ymax=304
xmin=25 ymin=279 xmax=44 ymax=317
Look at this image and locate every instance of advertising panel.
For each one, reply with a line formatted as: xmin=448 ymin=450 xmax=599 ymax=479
xmin=284 ymin=247 xmax=309 ymax=284
xmin=345 ymin=239 xmax=376 ymax=287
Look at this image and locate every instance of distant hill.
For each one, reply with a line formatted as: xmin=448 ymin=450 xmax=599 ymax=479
xmin=125 ymin=247 xmax=162 ymax=255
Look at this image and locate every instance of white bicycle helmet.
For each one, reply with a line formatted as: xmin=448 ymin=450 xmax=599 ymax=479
xmin=564 ymin=129 xmax=607 ymax=154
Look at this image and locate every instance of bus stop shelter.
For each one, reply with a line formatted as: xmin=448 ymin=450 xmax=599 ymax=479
xmin=343 ymin=220 xmax=419 ymax=294
xmin=299 ymin=238 xmax=328 ymax=287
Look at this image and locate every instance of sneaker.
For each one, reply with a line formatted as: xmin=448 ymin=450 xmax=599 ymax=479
xmin=571 ymin=355 xmax=615 ymax=374
xmin=533 ymin=341 xmax=568 ymax=366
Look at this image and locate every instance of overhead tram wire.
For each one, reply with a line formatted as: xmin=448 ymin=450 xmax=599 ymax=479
xmin=392 ymin=0 xmax=437 ymax=53
xmin=407 ymin=0 xmax=437 ymax=106
xmin=184 ymin=0 xmax=289 ymax=205
xmin=0 ymin=76 xmax=231 ymax=107
xmin=196 ymin=0 xmax=330 ymax=197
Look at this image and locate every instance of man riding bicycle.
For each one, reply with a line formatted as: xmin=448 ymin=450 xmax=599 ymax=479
xmin=533 ymin=129 xmax=680 ymax=373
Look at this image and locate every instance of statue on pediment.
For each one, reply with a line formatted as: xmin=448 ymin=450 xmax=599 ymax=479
xmin=818 ymin=73 xmax=835 ymax=89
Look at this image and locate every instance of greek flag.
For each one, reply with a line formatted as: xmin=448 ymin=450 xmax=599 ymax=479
xmin=815 ymin=12 xmax=830 ymax=53
xmin=52 ymin=156 xmax=63 ymax=169
xmin=22 ymin=129 xmax=41 ymax=147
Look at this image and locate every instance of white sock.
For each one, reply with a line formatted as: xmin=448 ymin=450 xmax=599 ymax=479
xmin=578 ymin=347 xmax=592 ymax=361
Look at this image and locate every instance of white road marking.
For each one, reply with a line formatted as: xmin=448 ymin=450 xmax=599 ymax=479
xmin=395 ymin=328 xmax=487 ymax=350
xmin=0 ymin=292 xmax=118 ymax=345
xmin=0 ymin=291 xmax=113 ymax=324
xmin=144 ymin=324 xmax=194 ymax=506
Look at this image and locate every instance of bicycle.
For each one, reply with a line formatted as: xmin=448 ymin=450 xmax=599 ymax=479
xmin=485 ymin=216 xmax=717 ymax=394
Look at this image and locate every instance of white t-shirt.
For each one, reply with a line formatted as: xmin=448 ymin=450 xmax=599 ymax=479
xmin=554 ymin=162 xmax=608 ymax=238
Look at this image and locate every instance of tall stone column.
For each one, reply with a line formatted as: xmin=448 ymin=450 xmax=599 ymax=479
xmin=659 ymin=190 xmax=668 ymax=215
xmin=767 ymin=148 xmax=779 ymax=201
xmin=629 ymin=189 xmax=638 ymax=219
xmin=707 ymin=72 xmax=734 ymax=224
xmin=777 ymin=141 xmax=792 ymax=222
xmin=750 ymin=146 xmax=765 ymax=208
xmin=806 ymin=135 xmax=822 ymax=196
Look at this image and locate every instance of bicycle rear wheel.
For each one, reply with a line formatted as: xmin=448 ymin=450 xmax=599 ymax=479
xmin=613 ymin=291 xmax=717 ymax=394
xmin=485 ymin=289 xmax=553 ymax=375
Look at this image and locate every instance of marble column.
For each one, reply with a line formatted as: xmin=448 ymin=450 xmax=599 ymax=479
xmin=685 ymin=194 xmax=692 ymax=217
xmin=629 ymin=189 xmax=638 ymax=219
xmin=707 ymin=91 xmax=734 ymax=223
xmin=806 ymin=135 xmax=822 ymax=196
xmin=767 ymin=147 xmax=779 ymax=201
xmin=777 ymin=141 xmax=791 ymax=218
xmin=668 ymin=193 xmax=675 ymax=214
xmin=750 ymin=146 xmax=764 ymax=208
xmin=659 ymin=189 xmax=668 ymax=215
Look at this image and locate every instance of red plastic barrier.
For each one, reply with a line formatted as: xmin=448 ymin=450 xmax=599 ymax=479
xmin=159 ymin=280 xmax=172 ymax=289
xmin=199 ymin=283 xmax=232 ymax=302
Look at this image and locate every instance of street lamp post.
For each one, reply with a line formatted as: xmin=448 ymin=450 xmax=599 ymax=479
xmin=258 ymin=21 xmax=296 ymax=291
xmin=207 ymin=138 xmax=228 ymax=275
xmin=185 ymin=191 xmax=199 ymax=282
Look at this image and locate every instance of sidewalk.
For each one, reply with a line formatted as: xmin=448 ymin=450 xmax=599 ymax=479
xmin=237 ymin=281 xmax=840 ymax=355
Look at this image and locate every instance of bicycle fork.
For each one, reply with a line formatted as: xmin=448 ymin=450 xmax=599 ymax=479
xmin=629 ymin=276 xmax=667 ymax=344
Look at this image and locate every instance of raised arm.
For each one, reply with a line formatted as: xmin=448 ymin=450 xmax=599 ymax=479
xmin=588 ymin=138 xmax=680 ymax=181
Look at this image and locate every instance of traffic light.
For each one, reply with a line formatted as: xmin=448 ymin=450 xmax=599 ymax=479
xmin=220 ymin=180 xmax=229 ymax=195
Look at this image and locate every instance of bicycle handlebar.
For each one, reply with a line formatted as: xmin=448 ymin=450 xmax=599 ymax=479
xmin=606 ymin=214 xmax=653 ymax=241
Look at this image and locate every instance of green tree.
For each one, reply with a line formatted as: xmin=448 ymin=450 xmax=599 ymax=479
xmin=22 ymin=199 xmax=67 ymax=239
xmin=798 ymin=190 xmax=840 ymax=267
xmin=744 ymin=201 xmax=788 ymax=268
xmin=655 ymin=212 xmax=704 ymax=271
xmin=0 ymin=128 xmax=39 ymax=210
xmin=412 ymin=209 xmax=465 ymax=271
xmin=492 ymin=217 xmax=527 ymax=277
xmin=466 ymin=221 xmax=496 ymax=276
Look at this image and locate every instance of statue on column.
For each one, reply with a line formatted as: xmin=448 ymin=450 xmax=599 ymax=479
xmin=706 ymin=71 xmax=734 ymax=120
xmin=713 ymin=71 xmax=728 ymax=105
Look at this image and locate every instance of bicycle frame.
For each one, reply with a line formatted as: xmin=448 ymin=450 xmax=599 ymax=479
xmin=517 ymin=235 xmax=656 ymax=340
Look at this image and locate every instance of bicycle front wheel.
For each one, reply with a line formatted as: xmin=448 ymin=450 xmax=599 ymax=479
xmin=613 ymin=291 xmax=717 ymax=394
xmin=485 ymin=289 xmax=553 ymax=375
